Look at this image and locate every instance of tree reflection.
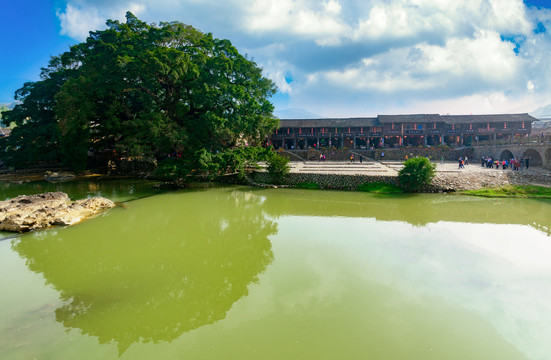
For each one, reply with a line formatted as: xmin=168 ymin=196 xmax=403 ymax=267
xmin=261 ymin=189 xmax=551 ymax=235
xmin=13 ymin=187 xmax=275 ymax=355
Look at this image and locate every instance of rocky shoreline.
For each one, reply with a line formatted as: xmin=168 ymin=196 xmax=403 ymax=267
xmin=431 ymin=168 xmax=551 ymax=191
xmin=0 ymin=192 xmax=115 ymax=233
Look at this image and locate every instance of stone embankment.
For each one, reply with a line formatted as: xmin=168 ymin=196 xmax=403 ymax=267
xmin=430 ymin=164 xmax=551 ymax=191
xmin=250 ymin=161 xmax=551 ymax=192
xmin=0 ymin=192 xmax=115 ymax=232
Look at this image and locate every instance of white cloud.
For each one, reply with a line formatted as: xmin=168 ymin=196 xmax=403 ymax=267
xmin=307 ymin=29 xmax=521 ymax=94
xmin=54 ymin=0 xmax=551 ymax=115
xmin=57 ymin=5 xmax=104 ymax=40
xmin=264 ymin=64 xmax=294 ymax=94
xmin=324 ymin=0 xmax=341 ymax=15
xmin=245 ymin=0 xmax=349 ymax=46
xmin=418 ymin=29 xmax=520 ymax=82
xmin=488 ymin=0 xmax=532 ymax=35
xmin=57 ymin=2 xmax=146 ymax=41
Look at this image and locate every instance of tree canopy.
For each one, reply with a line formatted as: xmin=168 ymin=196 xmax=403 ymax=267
xmin=1 ymin=12 xmax=278 ymax=171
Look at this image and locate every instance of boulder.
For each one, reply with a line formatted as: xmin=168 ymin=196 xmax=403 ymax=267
xmin=0 ymin=192 xmax=115 ymax=232
xmin=44 ymin=172 xmax=76 ymax=182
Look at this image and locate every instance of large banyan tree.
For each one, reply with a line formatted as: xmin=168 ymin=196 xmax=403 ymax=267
xmin=2 ymin=12 xmax=278 ymax=171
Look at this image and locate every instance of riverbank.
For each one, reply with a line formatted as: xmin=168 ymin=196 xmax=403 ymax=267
xmin=431 ymin=162 xmax=551 ymax=191
xmin=462 ymin=185 xmax=551 ymax=198
xmin=249 ymin=160 xmax=551 ymax=192
xmin=0 ymin=172 xmax=134 ymax=183
xmin=2 ymin=160 xmax=551 ymax=193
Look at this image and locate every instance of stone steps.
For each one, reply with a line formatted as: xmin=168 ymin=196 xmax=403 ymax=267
xmin=298 ymin=169 xmax=392 ymax=173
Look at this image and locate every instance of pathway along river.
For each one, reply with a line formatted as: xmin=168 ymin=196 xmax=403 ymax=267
xmin=1 ymin=180 xmax=551 ymax=360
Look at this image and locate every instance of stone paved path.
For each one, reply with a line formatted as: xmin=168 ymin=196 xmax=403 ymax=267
xmin=280 ymin=160 xmax=551 ymax=190
xmin=287 ymin=160 xmax=551 ymax=176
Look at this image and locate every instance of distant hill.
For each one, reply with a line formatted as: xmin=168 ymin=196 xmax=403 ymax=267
xmin=274 ymin=108 xmax=322 ymax=119
xmin=0 ymin=101 xmax=17 ymax=110
xmin=0 ymin=105 xmax=8 ymax=123
xmin=530 ymin=103 xmax=551 ymax=120
xmin=1 ymin=102 xmax=17 ymax=127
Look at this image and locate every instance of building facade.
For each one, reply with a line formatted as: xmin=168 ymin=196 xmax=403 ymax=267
xmin=268 ymin=113 xmax=535 ymax=150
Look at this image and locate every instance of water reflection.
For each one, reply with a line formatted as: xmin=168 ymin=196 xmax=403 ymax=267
xmin=261 ymin=189 xmax=551 ymax=235
xmin=13 ymin=188 xmax=275 ymax=355
xmin=0 ymin=178 xmax=164 ymax=202
xmin=6 ymin=185 xmax=551 ymax=359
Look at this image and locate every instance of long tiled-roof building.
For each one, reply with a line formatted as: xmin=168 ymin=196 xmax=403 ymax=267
xmin=268 ymin=113 xmax=535 ymax=150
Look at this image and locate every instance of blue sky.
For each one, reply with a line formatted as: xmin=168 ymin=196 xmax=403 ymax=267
xmin=2 ymin=0 xmax=551 ymax=117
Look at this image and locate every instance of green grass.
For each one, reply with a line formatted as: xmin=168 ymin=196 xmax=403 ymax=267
xmin=462 ymin=185 xmax=551 ymax=198
xmin=357 ymin=182 xmax=403 ymax=194
xmin=295 ymin=181 xmax=321 ymax=189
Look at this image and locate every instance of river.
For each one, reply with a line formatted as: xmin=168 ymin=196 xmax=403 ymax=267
xmin=1 ymin=180 xmax=551 ymax=359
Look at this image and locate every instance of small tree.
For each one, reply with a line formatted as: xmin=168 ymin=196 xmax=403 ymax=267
xmin=267 ymin=153 xmax=290 ymax=184
xmin=398 ymin=157 xmax=436 ymax=191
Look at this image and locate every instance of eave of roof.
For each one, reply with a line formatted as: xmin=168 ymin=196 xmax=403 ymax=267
xmin=378 ymin=114 xmax=442 ymax=123
xmin=278 ymin=113 xmax=537 ymax=127
xmin=441 ymin=113 xmax=537 ymax=123
xmin=278 ymin=118 xmax=378 ymax=127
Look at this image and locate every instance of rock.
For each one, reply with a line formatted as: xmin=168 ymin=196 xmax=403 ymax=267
xmin=44 ymin=172 xmax=76 ymax=182
xmin=0 ymin=192 xmax=115 ymax=232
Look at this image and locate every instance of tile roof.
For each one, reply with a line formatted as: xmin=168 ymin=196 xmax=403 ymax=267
xmin=279 ymin=118 xmax=378 ymax=128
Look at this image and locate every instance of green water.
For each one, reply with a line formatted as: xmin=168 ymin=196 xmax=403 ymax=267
xmin=1 ymin=182 xmax=551 ymax=359
xmin=0 ymin=178 xmax=165 ymax=202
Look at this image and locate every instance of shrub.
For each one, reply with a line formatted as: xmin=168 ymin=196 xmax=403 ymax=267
xmin=398 ymin=157 xmax=436 ymax=191
xmin=153 ymin=158 xmax=193 ymax=180
xmin=267 ymin=153 xmax=290 ymax=184
xmin=296 ymin=181 xmax=320 ymax=189
xmin=357 ymin=182 xmax=402 ymax=194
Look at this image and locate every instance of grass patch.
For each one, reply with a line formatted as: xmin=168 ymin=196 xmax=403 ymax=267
xmin=295 ymin=181 xmax=321 ymax=189
xmin=357 ymin=182 xmax=403 ymax=194
xmin=463 ymin=185 xmax=551 ymax=198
